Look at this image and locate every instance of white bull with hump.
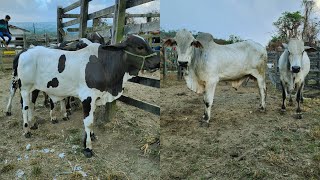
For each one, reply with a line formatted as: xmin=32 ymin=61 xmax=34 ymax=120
xmin=164 ymin=30 xmax=267 ymax=126
xmin=278 ymin=39 xmax=316 ymax=118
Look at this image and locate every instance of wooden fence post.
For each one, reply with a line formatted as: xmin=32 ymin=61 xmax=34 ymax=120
xmin=79 ymin=0 xmax=89 ymax=38
xmin=57 ymin=6 xmax=63 ymax=43
xmin=97 ymin=0 xmax=126 ymax=125
xmin=23 ymin=33 xmax=27 ymax=49
xmin=0 ymin=49 xmax=3 ymax=71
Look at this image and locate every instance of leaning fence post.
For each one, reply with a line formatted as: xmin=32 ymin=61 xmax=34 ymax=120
xmin=96 ymin=0 xmax=126 ymax=126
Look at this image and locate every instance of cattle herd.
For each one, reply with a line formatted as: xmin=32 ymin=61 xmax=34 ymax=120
xmin=164 ymin=29 xmax=316 ymax=126
xmin=2 ymin=29 xmax=317 ymax=158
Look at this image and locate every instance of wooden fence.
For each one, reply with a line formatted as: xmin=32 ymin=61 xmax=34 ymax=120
xmin=267 ymin=51 xmax=320 ymax=89
xmin=0 ymin=33 xmax=57 ymax=70
xmin=58 ymin=0 xmax=160 ymax=123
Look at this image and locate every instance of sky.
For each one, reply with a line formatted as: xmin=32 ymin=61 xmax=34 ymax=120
xmin=0 ymin=0 xmax=159 ymax=22
xmin=161 ymin=0 xmax=320 ymax=46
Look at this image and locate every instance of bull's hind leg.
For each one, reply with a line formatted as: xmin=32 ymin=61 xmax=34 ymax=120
xmin=20 ymin=89 xmax=32 ymax=138
xmin=5 ymin=80 xmax=18 ymax=116
xmin=60 ymin=99 xmax=69 ymax=121
xmin=81 ymin=96 xmax=96 ymax=158
xmin=49 ymin=99 xmax=59 ymax=124
xmin=29 ymin=90 xmax=40 ymax=130
xmin=200 ymin=82 xmax=217 ymax=127
xmin=254 ymin=74 xmax=266 ymax=111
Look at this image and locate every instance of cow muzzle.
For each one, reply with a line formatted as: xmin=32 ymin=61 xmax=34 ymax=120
xmin=292 ymin=66 xmax=300 ymax=73
xmin=178 ymin=61 xmax=188 ymax=68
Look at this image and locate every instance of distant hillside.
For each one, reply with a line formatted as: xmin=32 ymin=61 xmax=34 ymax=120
xmin=10 ymin=22 xmax=57 ymax=36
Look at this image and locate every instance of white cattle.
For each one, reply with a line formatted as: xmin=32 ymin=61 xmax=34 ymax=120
xmin=164 ymin=30 xmax=267 ymax=126
xmin=278 ymin=39 xmax=316 ymax=118
xmin=15 ymin=35 xmax=159 ymax=157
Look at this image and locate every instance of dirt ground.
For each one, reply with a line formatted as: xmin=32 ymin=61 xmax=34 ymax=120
xmin=0 ymin=61 xmax=160 ymax=179
xmin=160 ymin=72 xmax=320 ymax=179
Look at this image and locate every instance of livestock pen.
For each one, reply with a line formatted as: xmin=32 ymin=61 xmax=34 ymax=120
xmin=0 ymin=0 xmax=160 ymax=179
xmin=160 ymin=48 xmax=320 ymax=179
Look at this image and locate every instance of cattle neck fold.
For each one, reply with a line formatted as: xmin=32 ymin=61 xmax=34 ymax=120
xmin=124 ymin=50 xmax=157 ymax=70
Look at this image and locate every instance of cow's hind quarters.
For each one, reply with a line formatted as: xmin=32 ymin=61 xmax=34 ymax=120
xmin=83 ymin=148 xmax=93 ymax=158
xmin=6 ymin=112 xmax=12 ymax=116
xmin=24 ymin=132 xmax=32 ymax=138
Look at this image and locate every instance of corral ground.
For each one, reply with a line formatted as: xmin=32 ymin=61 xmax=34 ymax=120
xmin=0 ymin=57 xmax=160 ymax=179
xmin=161 ymin=72 xmax=320 ymax=179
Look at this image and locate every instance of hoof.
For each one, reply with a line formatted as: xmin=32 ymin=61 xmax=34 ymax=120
xmin=67 ymin=110 xmax=72 ymax=116
xmin=83 ymin=148 xmax=93 ymax=158
xmin=62 ymin=117 xmax=69 ymax=121
xmin=24 ymin=132 xmax=32 ymax=138
xmin=30 ymin=123 xmax=38 ymax=130
xmin=199 ymin=120 xmax=209 ymax=127
xmin=90 ymin=133 xmax=96 ymax=141
xmin=280 ymin=109 xmax=286 ymax=115
xmin=259 ymin=108 xmax=266 ymax=113
xmin=6 ymin=112 xmax=12 ymax=116
xmin=51 ymin=119 xmax=59 ymax=124
xmin=295 ymin=113 xmax=302 ymax=119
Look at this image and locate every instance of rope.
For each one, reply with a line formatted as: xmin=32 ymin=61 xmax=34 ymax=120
xmin=124 ymin=50 xmax=157 ymax=70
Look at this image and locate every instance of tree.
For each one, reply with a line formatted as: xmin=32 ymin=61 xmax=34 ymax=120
xmin=302 ymin=0 xmax=320 ymax=46
xmin=273 ymin=11 xmax=303 ymax=39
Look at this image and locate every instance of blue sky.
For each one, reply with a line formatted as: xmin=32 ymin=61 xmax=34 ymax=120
xmin=161 ymin=0 xmax=320 ymax=46
xmin=0 ymin=0 xmax=159 ymax=22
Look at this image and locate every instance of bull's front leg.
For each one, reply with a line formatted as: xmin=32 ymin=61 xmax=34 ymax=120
xmin=200 ymin=82 xmax=217 ymax=127
xmin=5 ymin=80 xmax=17 ymax=116
xmin=295 ymin=82 xmax=304 ymax=119
xmin=280 ymin=81 xmax=287 ymax=114
xmin=82 ymin=96 xmax=96 ymax=158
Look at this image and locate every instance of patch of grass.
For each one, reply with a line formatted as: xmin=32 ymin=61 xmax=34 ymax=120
xmin=67 ymin=128 xmax=81 ymax=135
xmin=45 ymin=133 xmax=60 ymax=140
xmin=31 ymin=166 xmax=42 ymax=177
xmin=309 ymin=126 xmax=320 ymax=139
xmin=68 ymin=172 xmax=83 ymax=180
xmin=0 ymin=164 xmax=15 ymax=173
xmin=312 ymin=153 xmax=320 ymax=162
xmin=8 ymin=120 xmax=19 ymax=128
xmin=264 ymin=151 xmax=286 ymax=166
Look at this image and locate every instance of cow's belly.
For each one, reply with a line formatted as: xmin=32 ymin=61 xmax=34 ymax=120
xmin=95 ymin=89 xmax=123 ymax=106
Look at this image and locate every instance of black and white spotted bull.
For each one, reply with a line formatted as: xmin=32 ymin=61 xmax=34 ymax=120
xmin=15 ymin=35 xmax=159 ymax=157
xmin=164 ymin=30 xmax=267 ymax=127
xmin=278 ymin=39 xmax=316 ymax=119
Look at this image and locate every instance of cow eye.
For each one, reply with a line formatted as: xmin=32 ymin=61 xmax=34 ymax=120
xmin=137 ymin=46 xmax=144 ymax=50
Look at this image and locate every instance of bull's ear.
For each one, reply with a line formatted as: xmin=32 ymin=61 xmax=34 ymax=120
xmin=101 ymin=42 xmax=126 ymax=51
xmin=163 ymin=38 xmax=177 ymax=47
xmin=282 ymin=43 xmax=288 ymax=49
xmin=191 ymin=40 xmax=203 ymax=48
xmin=304 ymin=46 xmax=317 ymax=52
